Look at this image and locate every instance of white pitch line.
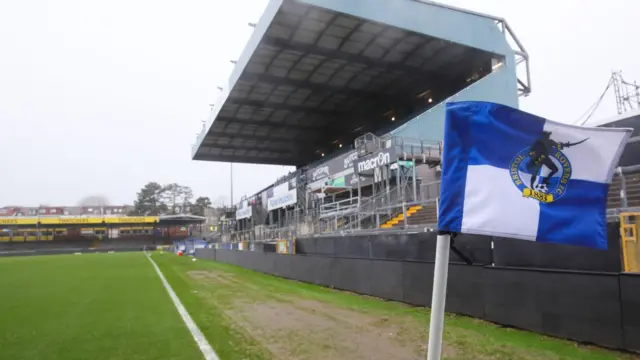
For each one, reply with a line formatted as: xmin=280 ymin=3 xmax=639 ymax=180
xmin=145 ymin=253 xmax=219 ymax=360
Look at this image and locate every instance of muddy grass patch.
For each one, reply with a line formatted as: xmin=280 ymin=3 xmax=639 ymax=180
xmin=225 ymin=298 xmax=440 ymax=360
xmin=187 ymin=270 xmax=235 ymax=286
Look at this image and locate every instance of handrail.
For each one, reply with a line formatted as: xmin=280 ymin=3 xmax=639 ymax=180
xmin=320 ymin=197 xmax=361 ymax=217
xmin=357 ymin=185 xmax=400 ymax=212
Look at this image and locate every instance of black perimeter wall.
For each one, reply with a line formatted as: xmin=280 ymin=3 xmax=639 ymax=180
xmin=195 ymin=223 xmax=639 ymax=352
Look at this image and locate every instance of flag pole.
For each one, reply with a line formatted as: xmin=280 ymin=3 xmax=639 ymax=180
xmin=427 ymin=231 xmax=451 ymax=360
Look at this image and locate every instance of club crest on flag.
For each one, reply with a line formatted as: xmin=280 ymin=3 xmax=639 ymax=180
xmin=510 ymin=131 xmax=589 ymax=203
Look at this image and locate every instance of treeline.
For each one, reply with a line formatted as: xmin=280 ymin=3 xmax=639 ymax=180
xmin=129 ymin=182 xmax=213 ymax=216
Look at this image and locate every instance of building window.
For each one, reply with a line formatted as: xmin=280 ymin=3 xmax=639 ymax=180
xmin=38 ymin=209 xmax=46 ymax=214
xmin=50 ymin=209 xmax=57 ymax=214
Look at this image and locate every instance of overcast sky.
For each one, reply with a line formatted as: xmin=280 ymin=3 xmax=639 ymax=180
xmin=0 ymin=0 xmax=638 ymax=207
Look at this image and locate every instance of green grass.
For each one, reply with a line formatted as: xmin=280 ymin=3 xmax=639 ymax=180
xmin=153 ymin=254 xmax=270 ymax=360
xmin=0 ymin=253 xmax=202 ymax=360
xmin=153 ymin=254 xmax=638 ymax=360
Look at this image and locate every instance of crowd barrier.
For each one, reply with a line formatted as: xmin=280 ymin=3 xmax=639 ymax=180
xmin=194 ymin=248 xmax=640 ymax=353
xmin=295 ymin=222 xmax=622 ymax=272
xmin=214 ymin=241 xmax=277 ymax=253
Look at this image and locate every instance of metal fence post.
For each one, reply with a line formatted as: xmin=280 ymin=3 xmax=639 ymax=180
xmin=402 ymin=202 xmax=407 ymax=228
xmin=619 ymin=167 xmax=629 ymax=209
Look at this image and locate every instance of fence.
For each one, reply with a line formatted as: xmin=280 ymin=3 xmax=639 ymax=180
xmin=294 ymin=224 xmax=622 ymax=272
xmin=227 ymin=225 xmax=297 ymax=243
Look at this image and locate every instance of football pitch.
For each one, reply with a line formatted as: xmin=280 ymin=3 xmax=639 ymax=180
xmin=0 ymin=252 xmax=203 ymax=360
xmin=0 ymin=252 xmax=636 ymax=360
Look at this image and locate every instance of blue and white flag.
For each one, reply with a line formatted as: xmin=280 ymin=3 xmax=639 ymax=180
xmin=438 ymin=101 xmax=631 ymax=249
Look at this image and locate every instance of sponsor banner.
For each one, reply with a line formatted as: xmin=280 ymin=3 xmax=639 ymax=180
xmin=0 ymin=217 xmax=38 ymax=225
xmin=308 ymin=150 xmax=361 ymax=190
xmin=346 ymin=173 xmax=368 ymax=187
xmin=310 ymin=165 xmax=330 ymax=182
xmin=0 ymin=216 xmax=159 ymax=225
xmin=104 ymin=216 xmax=158 ymax=224
xmin=44 ymin=217 xmax=104 ymax=224
xmin=390 ymin=160 xmax=416 ymax=171
xmin=235 ymin=200 xmax=251 ymax=220
xmin=267 ymin=191 xmax=296 ymax=210
xmin=267 ymin=182 xmax=297 ymax=211
xmin=354 ymin=147 xmax=397 ymax=173
xmin=343 ymin=151 xmax=359 ymax=170
xmin=309 ymin=151 xmax=359 ymax=183
xmin=328 ymin=176 xmax=346 ymax=187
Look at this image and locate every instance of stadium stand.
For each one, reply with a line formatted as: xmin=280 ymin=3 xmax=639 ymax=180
xmin=194 ymin=0 xmax=531 ymax=242
xmin=0 ymin=214 xmax=206 ymax=255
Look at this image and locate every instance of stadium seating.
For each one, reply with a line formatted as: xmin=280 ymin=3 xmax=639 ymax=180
xmin=0 ymin=236 xmax=178 ymax=255
xmin=0 ymin=239 xmax=93 ymax=252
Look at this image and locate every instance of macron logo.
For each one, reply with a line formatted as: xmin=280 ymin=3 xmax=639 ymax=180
xmin=357 ymin=152 xmax=391 ymax=172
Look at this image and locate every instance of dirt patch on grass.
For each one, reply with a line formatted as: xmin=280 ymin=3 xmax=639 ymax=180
xmin=187 ymin=270 xmax=234 ymax=285
xmin=226 ymin=298 xmax=454 ymax=359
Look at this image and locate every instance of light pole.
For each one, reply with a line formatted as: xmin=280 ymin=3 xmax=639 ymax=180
xmin=230 ymin=163 xmax=234 ymax=206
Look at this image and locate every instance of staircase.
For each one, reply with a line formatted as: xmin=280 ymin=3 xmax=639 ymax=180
xmin=380 ymin=205 xmax=423 ymax=228
xmin=406 ymin=203 xmax=438 ymax=226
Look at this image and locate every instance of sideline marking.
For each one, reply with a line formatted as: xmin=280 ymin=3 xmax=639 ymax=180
xmin=145 ymin=253 xmax=219 ymax=360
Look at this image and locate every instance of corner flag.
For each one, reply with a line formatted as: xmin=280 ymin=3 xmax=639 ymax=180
xmin=438 ymin=101 xmax=631 ymax=249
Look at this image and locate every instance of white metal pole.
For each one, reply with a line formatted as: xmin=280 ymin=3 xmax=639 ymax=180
xmin=230 ymin=163 xmax=234 ymax=206
xmin=427 ymin=233 xmax=451 ymax=360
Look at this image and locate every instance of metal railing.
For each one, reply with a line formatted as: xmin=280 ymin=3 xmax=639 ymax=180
xmin=319 ymin=197 xmax=361 ymax=218
xmin=389 ymin=135 xmax=442 ymax=161
xmin=608 ymin=168 xmax=640 ymax=220
xmin=357 ymin=185 xmax=399 ymax=215
xmin=419 ymin=181 xmax=441 ymax=203
xmin=228 ymin=224 xmax=298 ymax=243
xmin=304 ymin=165 xmax=638 ymax=236
xmin=221 ymin=166 xmax=640 ymax=241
